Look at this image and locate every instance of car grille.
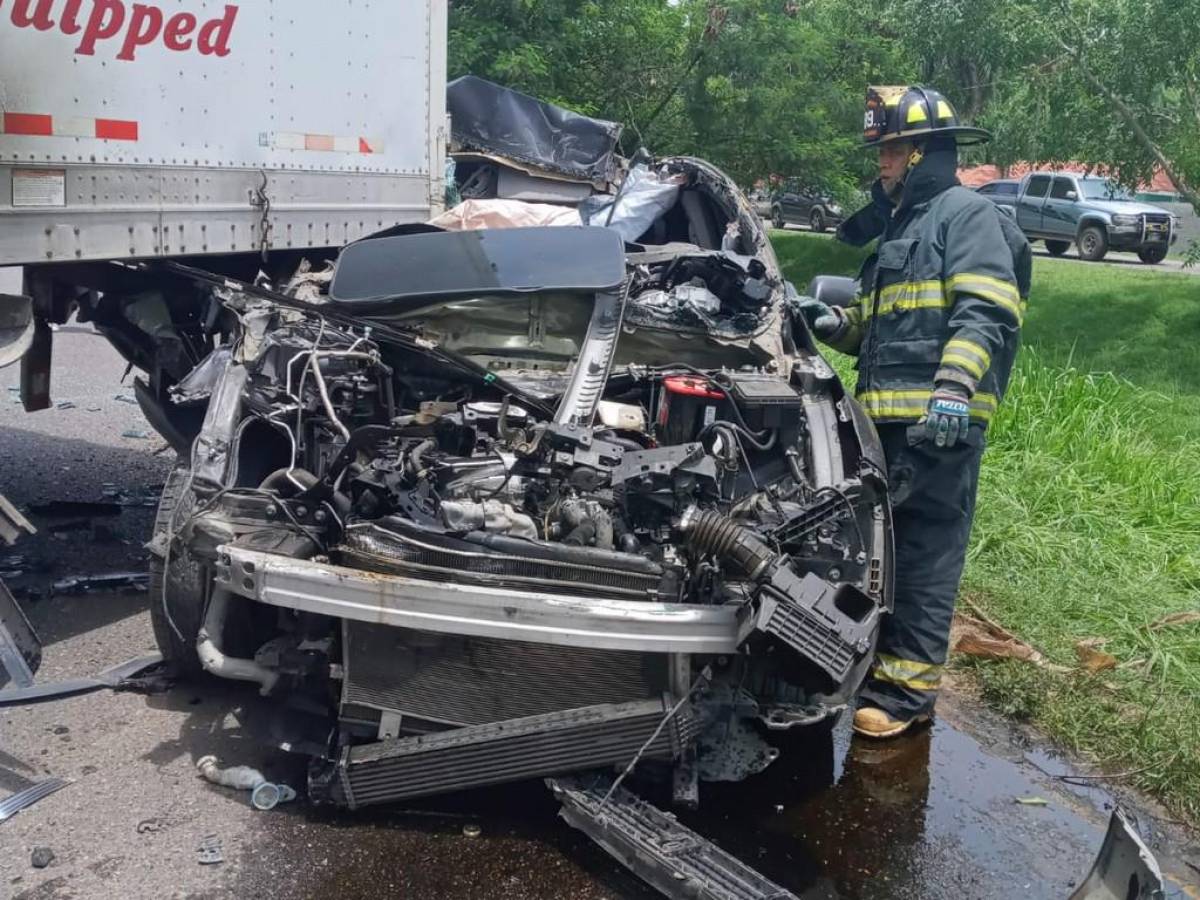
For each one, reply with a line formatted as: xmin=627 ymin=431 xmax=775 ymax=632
xmin=1144 ymin=213 xmax=1171 ymax=234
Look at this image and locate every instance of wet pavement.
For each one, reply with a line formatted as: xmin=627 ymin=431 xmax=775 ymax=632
xmin=3 ymin=331 xmax=1200 ymax=899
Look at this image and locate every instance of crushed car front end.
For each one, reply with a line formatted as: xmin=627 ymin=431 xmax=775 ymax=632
xmin=153 ymin=166 xmax=891 ymax=812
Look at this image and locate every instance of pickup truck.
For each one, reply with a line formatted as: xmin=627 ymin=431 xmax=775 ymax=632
xmin=1002 ymin=172 xmax=1177 ymax=263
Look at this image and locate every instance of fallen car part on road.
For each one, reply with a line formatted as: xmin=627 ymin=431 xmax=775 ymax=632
xmin=1071 ymin=809 xmax=1165 ymax=900
xmin=0 ymin=493 xmax=36 ymax=546
xmin=550 ymin=774 xmax=797 ymax=900
xmin=0 ymin=778 xmax=70 ymax=823
xmin=196 ymin=755 xmax=297 ymax=811
xmin=0 ymin=577 xmax=41 ymax=688
xmin=51 ymin=572 xmax=150 ymax=596
xmin=0 ymin=653 xmax=164 ymax=708
xmin=197 ymin=834 xmax=224 ymax=866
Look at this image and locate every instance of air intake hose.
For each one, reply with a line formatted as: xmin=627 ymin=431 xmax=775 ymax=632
xmin=679 ymin=507 xmax=776 ymax=582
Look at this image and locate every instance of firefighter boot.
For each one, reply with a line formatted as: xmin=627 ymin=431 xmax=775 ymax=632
xmin=852 ymin=706 xmax=931 ymax=740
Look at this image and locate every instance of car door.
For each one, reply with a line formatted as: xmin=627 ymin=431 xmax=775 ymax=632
xmin=780 ymin=182 xmax=802 ymax=220
xmin=1042 ymin=176 xmax=1080 ymax=238
xmin=796 ymin=187 xmax=816 ymax=220
xmin=1017 ymin=175 xmax=1051 ymax=233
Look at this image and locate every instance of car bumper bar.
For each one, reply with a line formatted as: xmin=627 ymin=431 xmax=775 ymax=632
xmin=216 ymin=546 xmax=741 ymax=654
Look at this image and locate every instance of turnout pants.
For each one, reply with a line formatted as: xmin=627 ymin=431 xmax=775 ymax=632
xmin=858 ymin=423 xmax=984 ymax=719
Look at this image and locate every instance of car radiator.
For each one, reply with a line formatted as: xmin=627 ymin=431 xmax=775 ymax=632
xmin=333 ymin=698 xmax=698 ymax=808
xmin=341 ymin=621 xmax=668 ymax=728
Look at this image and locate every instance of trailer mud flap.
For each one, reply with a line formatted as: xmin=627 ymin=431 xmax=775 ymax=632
xmin=548 ymin=774 xmax=797 ymax=900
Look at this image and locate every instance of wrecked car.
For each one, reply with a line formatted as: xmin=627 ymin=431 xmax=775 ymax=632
xmin=141 ymin=79 xmax=890 ymax=855
xmin=156 ymin=211 xmax=892 ymax=790
xmin=3 ymin=79 xmax=893 ymax=897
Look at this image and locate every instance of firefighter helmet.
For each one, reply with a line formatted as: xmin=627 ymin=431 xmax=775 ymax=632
xmin=862 ymin=85 xmax=991 ymax=147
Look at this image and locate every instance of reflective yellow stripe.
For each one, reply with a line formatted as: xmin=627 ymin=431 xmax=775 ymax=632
xmin=857 ymin=389 xmax=998 ymax=422
xmin=873 ymin=653 xmax=943 ymax=692
xmin=864 ymin=280 xmax=948 ymax=320
xmin=906 ymin=103 xmax=928 ymax=124
xmin=946 ymin=273 xmax=1024 ymax=324
xmin=944 ymin=338 xmax=991 ymax=371
xmin=941 ymin=352 xmax=985 ymax=379
xmin=941 ymin=338 xmax=991 ymax=379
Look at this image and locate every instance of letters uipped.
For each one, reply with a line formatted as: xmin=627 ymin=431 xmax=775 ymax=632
xmin=1 ymin=0 xmax=240 ymax=61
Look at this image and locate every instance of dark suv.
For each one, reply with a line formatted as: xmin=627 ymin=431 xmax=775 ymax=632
xmin=770 ymin=180 xmax=844 ymax=233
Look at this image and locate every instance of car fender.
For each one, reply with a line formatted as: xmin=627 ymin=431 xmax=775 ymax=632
xmin=1076 ymin=212 xmax=1111 ymax=235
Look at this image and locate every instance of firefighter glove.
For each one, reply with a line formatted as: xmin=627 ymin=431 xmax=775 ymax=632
xmin=791 ymin=297 xmax=844 ymax=340
xmin=924 ymin=383 xmax=971 ymax=448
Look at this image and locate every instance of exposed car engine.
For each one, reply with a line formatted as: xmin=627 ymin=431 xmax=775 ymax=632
xmin=154 ymin=215 xmax=890 ymax=818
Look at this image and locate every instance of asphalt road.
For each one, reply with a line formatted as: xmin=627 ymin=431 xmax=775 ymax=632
xmin=2 ymin=333 xmax=1199 ymax=900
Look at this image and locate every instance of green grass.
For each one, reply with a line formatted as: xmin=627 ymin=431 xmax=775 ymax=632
xmin=771 ymin=229 xmax=1200 ymax=823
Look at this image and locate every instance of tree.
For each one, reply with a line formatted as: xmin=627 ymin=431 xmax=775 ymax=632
xmin=447 ymin=1 xmax=699 ymax=155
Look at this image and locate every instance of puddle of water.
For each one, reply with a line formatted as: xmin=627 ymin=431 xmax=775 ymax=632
xmin=256 ymin=700 xmax=1199 ymax=900
xmin=681 ymin=715 xmax=1102 ymax=899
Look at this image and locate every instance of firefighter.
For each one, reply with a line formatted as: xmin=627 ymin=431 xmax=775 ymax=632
xmin=793 ymin=86 xmax=1031 ymax=738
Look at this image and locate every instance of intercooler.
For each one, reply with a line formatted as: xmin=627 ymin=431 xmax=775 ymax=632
xmin=341 ymin=620 xmax=668 ymax=727
xmin=334 ymin=697 xmax=698 ymax=808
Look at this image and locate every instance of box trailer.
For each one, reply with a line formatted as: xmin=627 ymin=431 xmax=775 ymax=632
xmin=0 ymin=0 xmax=447 ymax=266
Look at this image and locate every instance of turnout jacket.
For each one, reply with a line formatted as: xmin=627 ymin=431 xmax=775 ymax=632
xmin=831 ymin=149 xmax=1031 ymax=428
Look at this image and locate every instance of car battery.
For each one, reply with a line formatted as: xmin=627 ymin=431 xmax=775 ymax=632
xmin=656 ymin=375 xmax=727 ymax=445
xmin=721 ymin=373 xmax=802 ymax=430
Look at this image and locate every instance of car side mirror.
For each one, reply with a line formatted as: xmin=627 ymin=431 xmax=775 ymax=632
xmin=1065 ymin=190 xmax=1078 ymax=201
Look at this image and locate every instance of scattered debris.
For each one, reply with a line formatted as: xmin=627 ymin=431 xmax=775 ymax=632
xmin=101 ymin=484 xmax=162 ymax=508
xmin=47 ymin=520 xmax=92 ymax=535
xmin=551 ymin=775 xmax=798 ymax=900
xmin=197 ymin=834 xmax=224 ymax=866
xmin=0 ymin=653 xmax=164 ymax=708
xmin=0 ymin=493 xmax=37 ymax=546
xmin=28 ymin=500 xmax=121 ymax=518
xmin=0 ymin=577 xmax=41 ymax=687
xmin=1149 ymin=611 xmax=1200 ymax=631
xmin=0 ymin=778 xmax=70 ymax=823
xmin=462 ymin=824 xmax=482 ymax=838
xmin=1070 ymin=809 xmax=1164 ymax=899
xmin=136 ymin=818 xmax=167 ymax=835
xmin=113 ymin=393 xmax=139 ymax=405
xmin=196 ymin=756 xmax=297 ymax=811
xmin=121 ymin=428 xmax=151 ymax=440
xmin=1075 ymin=639 xmax=1118 ymax=674
xmin=52 ymin=572 xmax=149 ymax=595
xmin=1015 ymin=797 xmax=1050 ymax=806
xmin=86 ymin=405 xmax=102 ymax=412
xmin=55 ymin=401 xmax=76 ymax=410
xmin=952 ymin=614 xmax=1069 ymax=672
xmin=30 ymin=847 xmax=54 ymax=868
